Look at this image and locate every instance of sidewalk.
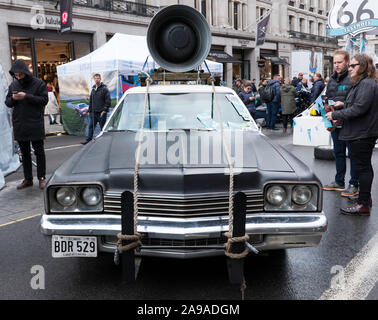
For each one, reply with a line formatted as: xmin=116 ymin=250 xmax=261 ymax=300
xmin=0 ymin=180 xmax=43 ymax=226
xmin=44 ymin=115 xmax=66 ymax=137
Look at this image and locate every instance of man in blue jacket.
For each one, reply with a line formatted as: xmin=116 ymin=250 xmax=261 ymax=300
xmin=266 ymin=74 xmax=282 ymax=130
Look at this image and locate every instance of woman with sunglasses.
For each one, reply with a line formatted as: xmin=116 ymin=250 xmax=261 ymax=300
xmin=326 ymin=54 xmax=378 ymax=216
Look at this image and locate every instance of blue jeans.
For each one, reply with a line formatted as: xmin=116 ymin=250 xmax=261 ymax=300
xmin=86 ymin=112 xmax=107 ymax=142
xmin=331 ymin=128 xmax=358 ymax=187
xmin=266 ymin=102 xmax=279 ymax=129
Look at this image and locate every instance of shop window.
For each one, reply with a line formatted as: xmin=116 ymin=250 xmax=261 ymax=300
xmin=201 ymin=0 xmax=207 ymax=18
xmin=10 ymin=37 xmax=34 ymax=74
xmin=75 ymin=41 xmax=91 ymax=59
xmin=35 ymin=39 xmax=73 ymax=82
xmin=234 ymin=3 xmax=239 ymax=30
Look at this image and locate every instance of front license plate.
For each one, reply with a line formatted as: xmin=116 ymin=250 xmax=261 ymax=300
xmin=52 ymin=235 xmax=97 ymax=258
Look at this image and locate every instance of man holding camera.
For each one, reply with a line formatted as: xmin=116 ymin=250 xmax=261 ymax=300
xmin=5 ymin=59 xmax=48 ymax=190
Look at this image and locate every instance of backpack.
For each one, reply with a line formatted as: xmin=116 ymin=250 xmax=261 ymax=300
xmin=259 ymin=85 xmax=274 ymax=103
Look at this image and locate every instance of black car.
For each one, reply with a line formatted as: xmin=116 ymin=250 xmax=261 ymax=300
xmin=41 ymin=85 xmax=327 ymax=259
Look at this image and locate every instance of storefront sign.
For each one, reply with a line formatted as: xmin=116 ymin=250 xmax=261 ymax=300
xmin=238 ymin=39 xmax=250 ymax=47
xmin=257 ymin=61 xmax=265 ymax=68
xmin=30 ymin=5 xmax=61 ymax=30
xmin=327 ymin=0 xmax=378 ymax=36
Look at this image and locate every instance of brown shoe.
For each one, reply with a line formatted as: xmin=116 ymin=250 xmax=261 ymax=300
xmin=348 ymin=196 xmax=372 ymax=208
xmin=16 ymin=180 xmax=33 ymax=190
xmin=81 ymin=141 xmax=89 ymax=145
xmin=340 ymin=203 xmax=370 ymax=216
xmin=38 ymin=178 xmax=46 ymax=190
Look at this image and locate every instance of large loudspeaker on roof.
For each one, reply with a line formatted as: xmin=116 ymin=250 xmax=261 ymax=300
xmin=147 ymin=5 xmax=212 ymax=73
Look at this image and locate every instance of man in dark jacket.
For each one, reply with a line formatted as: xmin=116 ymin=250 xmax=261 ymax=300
xmin=266 ymin=75 xmax=281 ymax=130
xmin=5 ymin=59 xmax=48 ymax=190
xmin=292 ymin=72 xmax=303 ymax=88
xmin=238 ymin=81 xmax=256 ymax=119
xmin=310 ymin=73 xmax=325 ymax=103
xmin=322 ymin=50 xmax=358 ymax=197
xmin=83 ymin=73 xmax=111 ymax=144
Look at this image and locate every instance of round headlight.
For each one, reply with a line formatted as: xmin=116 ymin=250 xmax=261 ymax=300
xmin=292 ymin=186 xmax=312 ymax=205
xmin=82 ymin=187 xmax=102 ymax=206
xmin=56 ymin=187 xmax=76 ymax=207
xmin=266 ymin=186 xmax=287 ymax=206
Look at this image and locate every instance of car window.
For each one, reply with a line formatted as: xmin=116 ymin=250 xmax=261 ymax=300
xmin=105 ymin=92 xmax=257 ymax=131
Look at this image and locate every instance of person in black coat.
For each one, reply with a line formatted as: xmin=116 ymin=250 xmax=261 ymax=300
xmin=83 ymin=73 xmax=111 ymax=144
xmin=5 ymin=59 xmax=48 ymax=190
xmin=238 ymin=81 xmax=256 ymax=119
xmin=326 ymin=53 xmax=378 ymax=215
xmin=310 ymin=73 xmax=325 ymax=103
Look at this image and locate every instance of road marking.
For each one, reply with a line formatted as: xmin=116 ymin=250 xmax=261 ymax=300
xmin=319 ymin=231 xmax=378 ymax=300
xmin=45 ymin=144 xmax=82 ymax=151
xmin=0 ymin=214 xmax=41 ymax=228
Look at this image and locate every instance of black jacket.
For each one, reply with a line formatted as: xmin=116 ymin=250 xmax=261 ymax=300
xmin=5 ymin=60 xmax=48 ymax=141
xmin=310 ymin=79 xmax=325 ymax=103
xmin=89 ymin=83 xmax=111 ymax=113
xmin=325 ymin=69 xmax=353 ymax=103
xmin=238 ymin=90 xmax=256 ymax=114
xmin=267 ymin=80 xmax=281 ymax=104
xmin=332 ymin=77 xmax=378 ymax=141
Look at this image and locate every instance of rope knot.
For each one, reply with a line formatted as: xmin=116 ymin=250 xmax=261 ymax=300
xmin=145 ymin=77 xmax=153 ymax=85
xmin=223 ymin=232 xmax=249 ymax=259
xmin=117 ymin=232 xmax=142 ymax=253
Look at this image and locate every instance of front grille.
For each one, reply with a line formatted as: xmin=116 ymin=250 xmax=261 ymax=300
xmin=104 ymin=192 xmax=264 ymax=217
xmin=102 ymin=234 xmax=263 ymax=247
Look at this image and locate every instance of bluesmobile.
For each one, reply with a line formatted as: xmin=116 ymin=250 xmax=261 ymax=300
xmin=40 ymin=84 xmax=328 ymax=259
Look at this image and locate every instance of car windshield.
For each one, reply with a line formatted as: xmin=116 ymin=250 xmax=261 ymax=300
xmin=104 ymin=92 xmax=257 ymax=131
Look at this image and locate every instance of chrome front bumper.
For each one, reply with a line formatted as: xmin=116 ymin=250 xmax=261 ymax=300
xmin=40 ymin=213 xmax=327 ymax=258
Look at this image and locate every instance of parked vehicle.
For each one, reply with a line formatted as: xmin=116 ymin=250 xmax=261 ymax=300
xmin=40 ymin=84 xmax=327 ymax=259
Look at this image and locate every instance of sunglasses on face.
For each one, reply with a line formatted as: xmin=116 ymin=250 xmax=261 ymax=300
xmin=349 ymin=63 xmax=360 ymax=69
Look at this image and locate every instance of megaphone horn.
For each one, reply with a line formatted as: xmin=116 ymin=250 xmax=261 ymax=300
xmin=147 ymin=5 xmax=212 ymax=73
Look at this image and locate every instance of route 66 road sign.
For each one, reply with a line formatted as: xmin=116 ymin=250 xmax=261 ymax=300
xmin=327 ymin=0 xmax=378 ymax=36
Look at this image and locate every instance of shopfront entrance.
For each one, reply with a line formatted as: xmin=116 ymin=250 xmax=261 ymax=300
xmin=9 ymin=26 xmax=93 ymax=99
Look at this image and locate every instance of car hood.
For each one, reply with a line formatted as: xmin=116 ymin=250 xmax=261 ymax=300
xmin=68 ymin=131 xmax=294 ymax=173
xmin=50 ymin=131 xmax=318 ymax=194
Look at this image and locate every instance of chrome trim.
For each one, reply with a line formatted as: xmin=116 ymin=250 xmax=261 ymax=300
xmin=40 ymin=212 xmax=327 ymax=258
xmin=103 ymin=191 xmax=265 ymax=217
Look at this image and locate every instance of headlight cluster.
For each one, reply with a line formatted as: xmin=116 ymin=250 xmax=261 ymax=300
xmin=48 ymin=185 xmax=103 ymax=213
xmin=265 ymin=184 xmax=319 ymax=211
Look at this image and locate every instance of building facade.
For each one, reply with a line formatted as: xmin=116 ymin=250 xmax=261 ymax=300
xmin=0 ymin=0 xmax=339 ymax=87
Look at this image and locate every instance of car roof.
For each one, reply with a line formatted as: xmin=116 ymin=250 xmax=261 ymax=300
xmin=125 ymin=85 xmax=235 ymax=94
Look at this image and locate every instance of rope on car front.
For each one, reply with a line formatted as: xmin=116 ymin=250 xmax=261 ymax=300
xmin=210 ymin=77 xmax=249 ymax=299
xmin=116 ymin=77 xmax=153 ymax=254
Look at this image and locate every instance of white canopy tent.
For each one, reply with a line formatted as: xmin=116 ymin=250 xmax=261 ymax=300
xmin=57 ymin=33 xmax=223 ymax=99
xmin=56 ymin=33 xmax=223 ymax=136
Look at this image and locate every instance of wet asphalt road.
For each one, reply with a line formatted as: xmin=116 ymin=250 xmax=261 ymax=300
xmin=0 ymin=131 xmax=377 ymax=300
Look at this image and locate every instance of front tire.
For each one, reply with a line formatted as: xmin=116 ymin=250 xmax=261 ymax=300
xmin=314 ymin=145 xmax=334 ymax=160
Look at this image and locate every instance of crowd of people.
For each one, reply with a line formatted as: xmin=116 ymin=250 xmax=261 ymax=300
xmin=233 ymin=70 xmax=325 ymax=132
xmin=234 ymin=51 xmax=378 ymax=216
